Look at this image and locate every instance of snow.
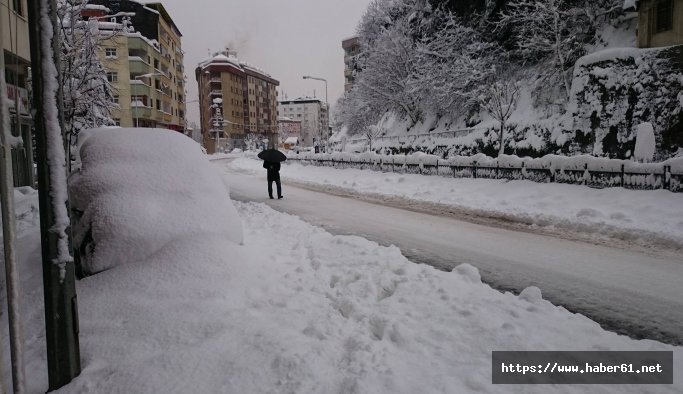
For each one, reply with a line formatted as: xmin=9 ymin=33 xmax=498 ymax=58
xmin=4 ymin=190 xmax=682 ymax=393
xmin=2 ymin=134 xmax=682 ymax=392
xmin=229 ymin=156 xmax=683 ymax=248
xmin=68 ymin=128 xmax=243 ymax=274
xmin=284 ymin=136 xmax=299 ymax=144
xmin=574 ymin=47 xmax=660 ymax=69
xmin=83 ymin=4 xmax=110 ymax=12
xmin=622 ymin=0 xmax=637 ymax=10
xmin=634 ymin=122 xmax=656 ymax=162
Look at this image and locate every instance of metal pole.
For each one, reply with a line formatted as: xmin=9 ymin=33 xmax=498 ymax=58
xmin=324 ymin=80 xmax=329 ymax=151
xmin=0 ymin=43 xmax=27 ymax=394
xmin=27 ymin=0 xmax=81 ymax=390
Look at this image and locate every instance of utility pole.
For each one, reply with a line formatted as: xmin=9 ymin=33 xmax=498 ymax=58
xmin=0 ymin=42 xmax=26 ymax=394
xmin=27 ymin=0 xmax=81 ymax=390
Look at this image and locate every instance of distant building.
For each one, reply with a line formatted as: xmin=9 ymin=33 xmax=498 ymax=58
xmin=196 ymin=49 xmax=280 ymax=153
xmin=1 ymin=0 xmax=34 ymax=186
xmin=88 ymin=0 xmax=187 ymax=131
xmin=278 ymin=116 xmax=302 ymax=147
xmin=634 ymin=0 xmax=683 ymax=48
xmin=278 ymin=98 xmax=328 ymax=147
xmin=342 ymin=36 xmax=360 ymax=92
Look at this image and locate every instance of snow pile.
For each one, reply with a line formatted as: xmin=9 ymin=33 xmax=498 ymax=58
xmin=68 ymin=128 xmax=243 ymax=274
xmin=8 ymin=193 xmax=682 ymax=393
xmin=229 ymin=157 xmax=683 ymax=248
xmin=634 ymin=122 xmax=656 ymax=162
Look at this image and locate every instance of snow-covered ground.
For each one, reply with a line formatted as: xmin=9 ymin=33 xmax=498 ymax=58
xmin=221 ymin=164 xmax=683 ymax=346
xmin=1 ymin=133 xmax=681 ymax=393
xmin=3 ymin=189 xmax=682 ymax=393
xmin=228 ymin=156 xmax=683 ymax=250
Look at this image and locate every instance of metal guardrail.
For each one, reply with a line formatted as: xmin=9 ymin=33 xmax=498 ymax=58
xmin=286 ymin=157 xmax=682 ymax=192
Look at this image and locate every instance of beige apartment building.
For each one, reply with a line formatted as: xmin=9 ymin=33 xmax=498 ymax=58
xmin=342 ymin=36 xmax=360 ymax=92
xmin=635 ymin=0 xmax=683 ymax=47
xmin=88 ymin=0 xmax=186 ymax=131
xmin=1 ymin=0 xmax=34 ymax=186
xmin=196 ymin=49 xmax=279 ymax=153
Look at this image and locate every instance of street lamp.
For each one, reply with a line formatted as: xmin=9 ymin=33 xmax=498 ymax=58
xmin=211 ymin=98 xmax=224 ymax=153
xmin=133 ymin=72 xmax=164 ymax=127
xmin=302 ymin=75 xmax=329 ymax=151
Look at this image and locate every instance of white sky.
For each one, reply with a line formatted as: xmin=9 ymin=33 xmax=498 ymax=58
xmin=152 ymin=0 xmax=372 ymax=126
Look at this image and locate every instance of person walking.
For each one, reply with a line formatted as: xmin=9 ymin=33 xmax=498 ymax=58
xmin=263 ymin=160 xmax=283 ymax=199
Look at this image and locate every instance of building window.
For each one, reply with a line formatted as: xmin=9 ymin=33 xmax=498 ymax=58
xmin=114 ymin=118 xmax=121 ymax=126
xmin=106 ymin=72 xmax=118 ymax=82
xmin=112 ymin=95 xmax=119 ymax=104
xmin=656 ymin=0 xmax=674 ymax=33
xmin=105 ymin=48 xmax=117 ymax=58
xmin=12 ymin=0 xmax=23 ymax=16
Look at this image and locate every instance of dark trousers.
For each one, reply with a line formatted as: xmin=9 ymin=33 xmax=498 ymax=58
xmin=268 ymin=177 xmax=282 ymax=198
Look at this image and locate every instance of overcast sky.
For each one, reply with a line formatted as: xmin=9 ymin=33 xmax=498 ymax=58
xmin=152 ymin=0 xmax=372 ymax=125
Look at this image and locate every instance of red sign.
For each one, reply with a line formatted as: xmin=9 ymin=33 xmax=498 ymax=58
xmin=6 ymin=85 xmax=29 ymax=115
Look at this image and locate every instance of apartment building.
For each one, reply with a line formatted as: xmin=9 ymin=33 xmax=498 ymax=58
xmin=278 ymin=98 xmax=329 ymax=147
xmin=196 ymin=49 xmax=279 ymax=153
xmin=342 ymin=36 xmax=361 ymax=92
xmin=1 ymin=0 xmax=34 ymax=186
xmin=88 ymin=0 xmax=186 ymax=131
xmin=634 ymin=0 xmax=683 ymax=48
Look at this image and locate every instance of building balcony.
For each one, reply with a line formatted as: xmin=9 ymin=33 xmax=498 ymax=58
xmin=131 ymin=106 xmax=153 ymax=119
xmin=210 ymin=90 xmax=223 ymax=96
xmin=129 ymin=59 xmax=152 ymax=74
xmin=130 ymin=83 xmax=151 ymax=96
xmin=128 ymin=36 xmax=154 ymax=52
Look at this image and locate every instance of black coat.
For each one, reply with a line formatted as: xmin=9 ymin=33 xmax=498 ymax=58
xmin=263 ymin=160 xmax=281 ymax=180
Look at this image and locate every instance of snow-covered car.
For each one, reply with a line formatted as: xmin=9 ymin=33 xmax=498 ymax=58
xmin=69 ymin=128 xmax=242 ymax=276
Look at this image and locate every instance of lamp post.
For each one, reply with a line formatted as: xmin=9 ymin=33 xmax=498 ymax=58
xmin=302 ymin=75 xmax=329 ymax=151
xmin=211 ymin=98 xmax=224 ymax=153
xmin=133 ymin=72 xmax=164 ymax=127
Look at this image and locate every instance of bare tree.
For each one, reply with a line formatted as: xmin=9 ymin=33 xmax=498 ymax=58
xmin=496 ymin=0 xmax=587 ymax=101
xmin=357 ymin=17 xmax=422 ymax=125
xmin=364 ymin=124 xmax=383 ymax=152
xmin=58 ymin=0 xmax=118 ymax=148
xmin=479 ymin=78 xmax=520 ymax=157
xmin=412 ymin=12 xmax=500 ymax=119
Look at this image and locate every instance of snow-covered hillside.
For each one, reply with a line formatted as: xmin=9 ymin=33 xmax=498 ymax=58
xmin=333 ymin=0 xmax=682 ymax=160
